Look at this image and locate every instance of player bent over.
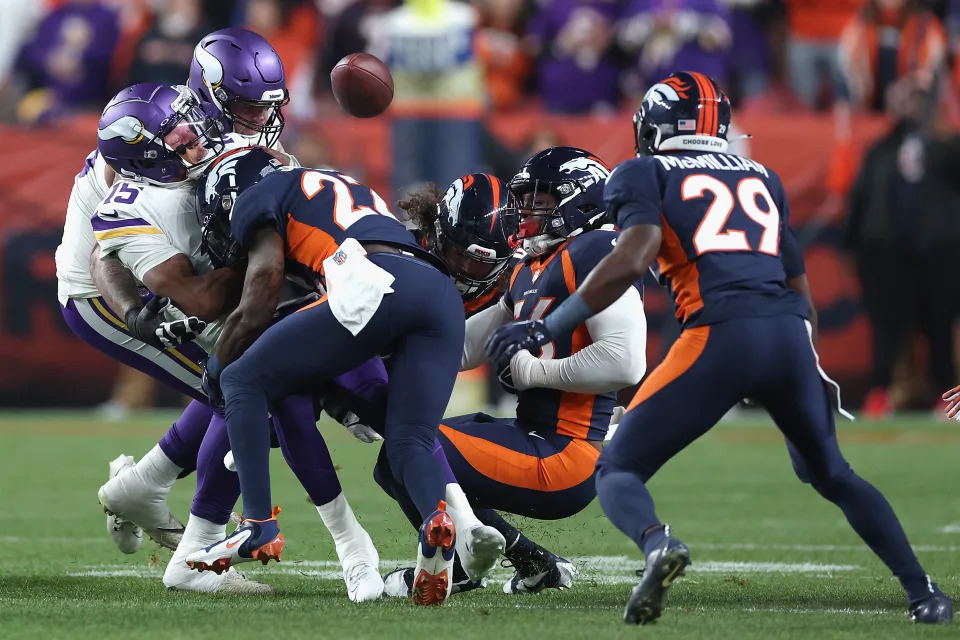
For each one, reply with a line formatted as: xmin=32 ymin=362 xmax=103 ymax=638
xmin=188 ymin=149 xmax=506 ymax=606
xmin=381 ymin=156 xmax=646 ymax=596
xmin=486 ymin=72 xmax=952 ymax=625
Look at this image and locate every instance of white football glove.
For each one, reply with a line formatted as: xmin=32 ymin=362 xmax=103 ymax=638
xmin=340 ymin=411 xmax=383 ymax=444
xmin=605 ymin=405 xmax=626 ymax=441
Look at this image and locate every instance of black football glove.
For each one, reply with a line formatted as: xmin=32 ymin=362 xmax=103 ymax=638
xmin=125 ymin=296 xmax=206 ymax=350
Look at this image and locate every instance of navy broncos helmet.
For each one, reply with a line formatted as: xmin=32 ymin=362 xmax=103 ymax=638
xmin=634 ymin=71 xmax=732 ymax=157
xmin=196 ymin=146 xmax=286 ymax=268
xmin=436 ymin=173 xmax=516 ymax=301
xmin=505 ymin=146 xmax=611 ymax=257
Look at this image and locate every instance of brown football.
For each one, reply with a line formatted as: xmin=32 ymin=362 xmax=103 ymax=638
xmin=330 ymin=53 xmax=394 ymax=118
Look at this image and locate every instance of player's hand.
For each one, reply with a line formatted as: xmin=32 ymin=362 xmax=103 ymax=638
xmin=325 ymin=402 xmax=382 ymax=443
xmin=202 ymin=357 xmax=224 ymax=410
xmin=125 ymin=297 xmax=206 ymax=349
xmin=485 ymin=320 xmax=552 ymax=371
xmin=942 ymin=385 xmax=960 ymax=420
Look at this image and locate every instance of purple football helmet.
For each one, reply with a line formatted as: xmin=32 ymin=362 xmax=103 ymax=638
xmin=189 ymin=28 xmax=289 ymax=148
xmin=97 ymin=83 xmax=225 ymax=185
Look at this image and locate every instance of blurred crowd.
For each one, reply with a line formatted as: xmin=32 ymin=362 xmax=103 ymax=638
xmin=3 ymin=0 xmax=960 ymax=122
xmin=3 ymin=0 xmax=960 ymax=417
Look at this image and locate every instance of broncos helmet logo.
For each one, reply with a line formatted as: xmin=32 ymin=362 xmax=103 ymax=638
xmin=558 ymin=157 xmax=610 ymax=189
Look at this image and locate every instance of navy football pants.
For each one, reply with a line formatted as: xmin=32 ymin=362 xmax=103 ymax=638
xmin=596 ymin=314 xmax=930 ymax=599
xmin=221 ymin=253 xmax=465 ymax=522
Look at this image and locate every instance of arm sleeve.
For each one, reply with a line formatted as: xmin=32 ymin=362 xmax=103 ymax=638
xmin=230 ymin=183 xmax=285 ymax=249
xmin=510 ymin=286 xmax=647 ymax=393
xmin=462 ymin=298 xmax=513 ymax=371
xmin=604 ymin=159 xmax=663 ymax=230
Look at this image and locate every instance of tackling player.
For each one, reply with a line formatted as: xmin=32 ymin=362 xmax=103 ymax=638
xmin=186 ymin=148 xmax=507 ymax=606
xmin=485 ymin=72 xmax=952 ymax=625
xmin=88 ymin=83 xmax=382 ymax=600
xmin=381 ymin=157 xmax=646 ymax=597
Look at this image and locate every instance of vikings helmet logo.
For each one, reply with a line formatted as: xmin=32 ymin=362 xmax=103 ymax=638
xmin=194 ymin=42 xmax=225 ymax=89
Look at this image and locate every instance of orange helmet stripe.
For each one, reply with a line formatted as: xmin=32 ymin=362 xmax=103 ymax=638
xmin=691 ymin=71 xmax=719 ymax=137
xmin=485 ymin=173 xmax=501 ymax=233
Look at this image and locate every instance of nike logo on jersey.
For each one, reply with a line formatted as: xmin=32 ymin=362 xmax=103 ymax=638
xmin=529 ymin=431 xmax=545 ymax=441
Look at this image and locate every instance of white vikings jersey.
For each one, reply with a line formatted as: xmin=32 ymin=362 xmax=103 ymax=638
xmin=92 ymin=172 xmax=223 ymax=351
xmin=55 ymin=150 xmax=112 ymax=304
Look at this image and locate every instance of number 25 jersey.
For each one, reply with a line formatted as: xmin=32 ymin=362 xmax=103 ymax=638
xmin=604 ymin=150 xmax=809 ymax=328
xmin=229 ymin=167 xmax=433 ymax=291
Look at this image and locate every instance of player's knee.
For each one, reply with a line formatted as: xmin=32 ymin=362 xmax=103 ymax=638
xmin=220 ymin=358 xmax=264 ymax=398
xmin=807 ymin=465 xmax=856 ymax=499
xmin=372 ymin=459 xmax=395 ymax=498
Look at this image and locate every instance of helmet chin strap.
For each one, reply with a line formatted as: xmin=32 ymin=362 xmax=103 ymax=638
xmin=522 ymin=234 xmax=565 ymax=258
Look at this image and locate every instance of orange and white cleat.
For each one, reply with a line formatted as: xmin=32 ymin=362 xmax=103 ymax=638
xmin=185 ymin=506 xmax=284 ymax=574
xmin=411 ymin=500 xmax=457 ymax=606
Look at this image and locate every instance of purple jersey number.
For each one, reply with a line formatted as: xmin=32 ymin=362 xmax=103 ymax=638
xmin=103 ymin=182 xmax=141 ymax=206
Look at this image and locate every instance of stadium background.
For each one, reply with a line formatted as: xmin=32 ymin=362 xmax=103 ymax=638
xmin=0 ymin=0 xmax=957 ymax=412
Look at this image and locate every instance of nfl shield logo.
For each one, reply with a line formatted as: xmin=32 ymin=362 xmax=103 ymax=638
xmin=678 ymin=119 xmax=696 ymax=131
xmin=332 ymin=249 xmax=348 ymax=265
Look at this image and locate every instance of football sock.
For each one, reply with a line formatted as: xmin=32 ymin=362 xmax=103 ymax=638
xmin=136 ymin=443 xmax=185 ymax=490
xmin=157 ymin=400 xmax=210 ymax=474
xmin=316 ymin=493 xmax=368 ymax=561
xmin=595 ymin=466 xmax=664 ymax=556
xmin=190 ymin=412 xmax=238 ymax=526
xmin=220 ymin=367 xmax=274 ymax=521
xmin=445 ymin=483 xmax=482 ymax=530
xmin=813 ymin=471 xmax=930 ymax=602
xmin=272 ymin=394 xmax=342 ymax=506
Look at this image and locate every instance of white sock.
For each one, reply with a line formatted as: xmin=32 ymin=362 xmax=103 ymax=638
xmin=136 ymin=444 xmax=183 ymax=488
xmin=444 ymin=483 xmax=481 ymax=532
xmin=180 ymin=514 xmax=226 ymax=547
xmin=316 ymin=493 xmax=377 ymax=566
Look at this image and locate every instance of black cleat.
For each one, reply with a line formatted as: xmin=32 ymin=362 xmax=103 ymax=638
xmin=909 ymin=584 xmax=953 ymax=625
xmin=624 ymin=533 xmax=691 ymax=625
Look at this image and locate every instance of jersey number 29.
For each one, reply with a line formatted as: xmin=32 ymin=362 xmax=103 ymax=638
xmin=682 ymin=175 xmax=780 ymax=256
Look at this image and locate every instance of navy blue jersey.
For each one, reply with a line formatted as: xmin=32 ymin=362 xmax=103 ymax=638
xmin=605 ymin=151 xmax=808 ymax=327
xmin=230 ymin=167 xmax=426 ymax=290
xmin=504 ymin=230 xmax=640 ymax=441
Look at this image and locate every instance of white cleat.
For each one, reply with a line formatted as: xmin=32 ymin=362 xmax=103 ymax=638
xmin=456 ymin=524 xmax=505 ymax=583
xmin=337 ymin=528 xmax=383 ymax=602
xmin=97 ymin=455 xmax=184 ymax=551
xmin=104 ymin=455 xmax=142 ymax=554
xmin=165 ymin=530 xmax=273 ymax=594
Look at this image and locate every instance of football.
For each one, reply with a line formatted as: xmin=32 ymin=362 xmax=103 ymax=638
xmin=330 ymin=52 xmax=394 ymax=118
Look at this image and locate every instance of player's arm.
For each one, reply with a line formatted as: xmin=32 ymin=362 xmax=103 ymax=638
xmin=510 ymin=285 xmax=647 ymax=393
xmin=140 ymin=254 xmax=239 ymax=322
xmin=462 ymin=299 xmax=514 ymax=370
xmin=213 ymin=227 xmax=285 ymax=368
xmin=89 ymin=244 xmax=142 ymax=318
xmin=777 ymin=180 xmax=818 ymax=345
xmin=485 ymin=160 xmax=662 ymax=366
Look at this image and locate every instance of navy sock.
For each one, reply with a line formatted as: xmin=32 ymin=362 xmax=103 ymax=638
xmin=814 ymin=471 xmax=929 ymax=602
xmin=596 ymin=466 xmax=664 ymax=556
xmin=221 ymin=365 xmax=274 ymax=522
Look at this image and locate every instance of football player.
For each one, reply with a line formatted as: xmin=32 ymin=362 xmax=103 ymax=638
xmin=87 ymin=83 xmax=383 ymax=600
xmin=381 ymin=157 xmax=647 ymax=597
xmin=185 ymin=148 xmax=507 ymax=606
xmin=485 ymin=72 xmax=952 ymax=625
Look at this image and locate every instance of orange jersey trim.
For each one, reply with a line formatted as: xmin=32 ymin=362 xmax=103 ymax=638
xmin=659 ymin=216 xmax=703 ymax=323
xmin=628 ymin=326 xmax=710 ymax=410
xmin=439 ymin=424 xmax=599 ymax=491
xmin=285 ymin=215 xmax=338 ymax=276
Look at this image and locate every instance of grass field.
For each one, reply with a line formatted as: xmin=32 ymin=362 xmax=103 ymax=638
xmin=0 ymin=405 xmax=958 ymax=639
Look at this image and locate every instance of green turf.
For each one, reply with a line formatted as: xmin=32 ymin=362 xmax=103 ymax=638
xmin=0 ymin=407 xmax=957 ymax=639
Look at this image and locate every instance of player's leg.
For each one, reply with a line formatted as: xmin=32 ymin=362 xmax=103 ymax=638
xmin=595 ymin=325 xmax=745 ymax=625
xmin=757 ymin=315 xmax=952 ymax=624
xmin=164 ymin=412 xmax=272 ymax=594
xmin=63 ymin=297 xmax=211 ymax=551
xmin=271 ymin=394 xmax=383 ymax=602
